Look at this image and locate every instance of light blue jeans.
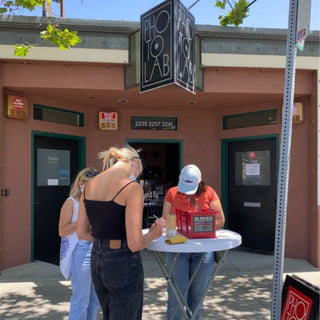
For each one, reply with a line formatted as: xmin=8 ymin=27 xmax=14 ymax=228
xmin=166 ymin=252 xmax=215 ymax=320
xmin=69 ymin=240 xmax=100 ymax=320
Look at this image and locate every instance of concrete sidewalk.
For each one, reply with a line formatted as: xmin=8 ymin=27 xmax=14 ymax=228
xmin=0 ymin=249 xmax=319 ymax=320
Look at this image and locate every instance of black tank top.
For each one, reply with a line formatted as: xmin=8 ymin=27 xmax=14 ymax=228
xmin=83 ymin=181 xmax=136 ymax=240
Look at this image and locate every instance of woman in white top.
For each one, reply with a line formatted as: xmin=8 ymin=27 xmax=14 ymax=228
xmin=59 ymin=167 xmax=100 ymax=320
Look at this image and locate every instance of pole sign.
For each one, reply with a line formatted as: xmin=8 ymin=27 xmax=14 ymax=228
xmin=140 ymin=0 xmax=195 ymax=94
xmin=296 ymin=0 xmax=311 ymax=51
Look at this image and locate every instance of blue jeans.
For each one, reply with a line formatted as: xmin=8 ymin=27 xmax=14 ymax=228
xmin=69 ymin=240 xmax=100 ymax=320
xmin=166 ymin=252 xmax=215 ymax=320
xmin=91 ymin=239 xmax=144 ymax=320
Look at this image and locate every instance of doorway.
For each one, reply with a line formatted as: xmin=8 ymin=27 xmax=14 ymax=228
xmin=32 ymin=133 xmax=85 ymax=264
xmin=128 ymin=139 xmax=182 ymax=227
xmin=224 ymin=136 xmax=278 ymax=252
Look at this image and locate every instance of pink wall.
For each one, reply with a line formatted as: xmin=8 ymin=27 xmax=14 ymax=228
xmin=0 ymin=61 xmax=318 ymax=268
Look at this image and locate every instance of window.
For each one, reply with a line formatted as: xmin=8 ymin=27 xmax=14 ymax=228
xmin=223 ymin=109 xmax=277 ymax=130
xmin=37 ymin=148 xmax=70 ymax=186
xmin=235 ymin=150 xmax=271 ymax=186
xmin=33 ymin=104 xmax=84 ymax=127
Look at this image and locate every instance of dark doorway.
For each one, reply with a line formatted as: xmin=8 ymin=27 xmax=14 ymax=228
xmin=33 ymin=134 xmax=83 ymax=264
xmin=227 ymin=137 xmax=277 ymax=252
xmin=128 ymin=141 xmax=181 ymax=227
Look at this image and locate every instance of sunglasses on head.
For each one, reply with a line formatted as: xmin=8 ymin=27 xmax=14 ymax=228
xmin=84 ymin=170 xmax=99 ymax=178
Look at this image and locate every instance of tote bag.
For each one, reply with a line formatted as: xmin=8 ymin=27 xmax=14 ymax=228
xmin=59 ymin=197 xmax=79 ymax=279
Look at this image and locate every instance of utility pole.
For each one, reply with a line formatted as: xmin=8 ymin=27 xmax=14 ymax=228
xmin=270 ymin=0 xmax=311 ymax=319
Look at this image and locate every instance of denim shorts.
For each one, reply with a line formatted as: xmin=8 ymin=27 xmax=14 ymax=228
xmin=91 ymin=239 xmax=144 ymax=320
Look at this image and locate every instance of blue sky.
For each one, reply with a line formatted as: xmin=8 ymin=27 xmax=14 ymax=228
xmin=18 ymin=0 xmax=319 ymax=30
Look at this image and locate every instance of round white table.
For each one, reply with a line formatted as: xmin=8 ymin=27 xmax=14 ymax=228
xmin=146 ymin=229 xmax=241 ymax=252
xmin=144 ymin=229 xmax=242 ymax=320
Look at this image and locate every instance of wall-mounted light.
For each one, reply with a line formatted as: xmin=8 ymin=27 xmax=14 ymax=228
xmin=293 ymin=102 xmax=303 ymax=124
xmin=117 ymin=99 xmax=128 ymax=103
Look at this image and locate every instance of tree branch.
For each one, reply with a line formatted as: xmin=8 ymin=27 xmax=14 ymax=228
xmin=246 ymin=0 xmax=258 ymax=9
xmin=227 ymin=0 xmax=234 ymax=10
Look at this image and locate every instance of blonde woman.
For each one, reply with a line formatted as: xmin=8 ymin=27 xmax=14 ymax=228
xmin=77 ymin=146 xmax=164 ymax=320
xmin=59 ymin=167 xmax=100 ymax=320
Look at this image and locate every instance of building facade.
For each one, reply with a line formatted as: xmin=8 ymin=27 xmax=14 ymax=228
xmin=0 ymin=15 xmax=319 ymax=269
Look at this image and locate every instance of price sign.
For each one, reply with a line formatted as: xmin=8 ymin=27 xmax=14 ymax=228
xmin=192 ymin=216 xmax=214 ymax=233
xmin=131 ymin=116 xmax=177 ymax=130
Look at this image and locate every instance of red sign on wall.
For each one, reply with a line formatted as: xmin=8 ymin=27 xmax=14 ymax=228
xmin=5 ymin=95 xmax=29 ymax=120
xmin=98 ymin=111 xmax=118 ymax=130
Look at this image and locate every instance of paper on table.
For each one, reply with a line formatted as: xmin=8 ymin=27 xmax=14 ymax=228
xmin=165 ymin=235 xmax=187 ymax=244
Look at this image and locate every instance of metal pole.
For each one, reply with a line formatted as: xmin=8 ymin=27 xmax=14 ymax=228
xmin=60 ymin=0 xmax=64 ymax=18
xmin=271 ymin=0 xmax=298 ymax=319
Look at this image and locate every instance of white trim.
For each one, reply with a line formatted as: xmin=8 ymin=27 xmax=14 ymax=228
xmin=202 ymin=53 xmax=319 ymax=70
xmin=0 ymin=45 xmax=129 ymax=64
xmin=1 ymin=46 xmax=318 ymax=70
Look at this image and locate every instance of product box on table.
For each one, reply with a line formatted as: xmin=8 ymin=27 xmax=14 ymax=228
xmin=176 ymin=209 xmax=217 ymax=238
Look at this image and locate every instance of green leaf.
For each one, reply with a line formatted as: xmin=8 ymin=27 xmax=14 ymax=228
xmin=13 ymin=44 xmax=32 ymax=57
xmin=218 ymin=0 xmax=249 ymax=26
xmin=41 ymin=24 xmax=81 ymax=50
xmin=215 ymin=0 xmax=227 ymax=9
xmin=14 ymin=0 xmax=45 ymax=11
xmin=47 ymin=24 xmax=54 ymax=33
xmin=0 ymin=0 xmax=15 ymax=14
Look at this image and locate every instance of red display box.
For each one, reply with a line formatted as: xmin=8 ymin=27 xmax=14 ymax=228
xmin=176 ymin=209 xmax=217 ymax=239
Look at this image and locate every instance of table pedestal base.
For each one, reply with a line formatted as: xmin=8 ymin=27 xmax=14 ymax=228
xmin=152 ymin=250 xmax=228 ymax=320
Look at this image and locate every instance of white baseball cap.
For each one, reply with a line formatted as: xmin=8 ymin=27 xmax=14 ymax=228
xmin=177 ymin=164 xmax=201 ymax=195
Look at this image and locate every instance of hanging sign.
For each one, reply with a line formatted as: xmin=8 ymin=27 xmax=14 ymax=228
xmin=140 ymin=0 xmax=195 ymax=93
xmin=174 ymin=0 xmax=195 ymax=92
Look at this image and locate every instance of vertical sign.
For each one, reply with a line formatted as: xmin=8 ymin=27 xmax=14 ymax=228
xmin=140 ymin=0 xmax=195 ymax=94
xmin=174 ymin=0 xmax=195 ymax=92
xmin=141 ymin=0 xmax=173 ymax=91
